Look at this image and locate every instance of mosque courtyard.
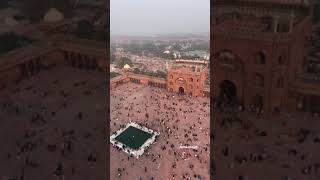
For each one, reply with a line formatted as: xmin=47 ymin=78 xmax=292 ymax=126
xmin=0 ymin=66 xmax=107 ymax=180
xmin=213 ymin=108 xmax=320 ymax=180
xmin=110 ymin=82 xmax=210 ymax=180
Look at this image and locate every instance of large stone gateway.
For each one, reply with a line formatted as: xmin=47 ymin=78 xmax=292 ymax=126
xmin=212 ymin=0 xmax=316 ymax=116
xmin=167 ymin=60 xmax=209 ymax=97
xmin=110 ymin=59 xmax=210 ymax=97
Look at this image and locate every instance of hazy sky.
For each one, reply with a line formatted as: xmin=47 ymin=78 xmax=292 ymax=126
xmin=110 ymin=0 xmax=210 ymax=35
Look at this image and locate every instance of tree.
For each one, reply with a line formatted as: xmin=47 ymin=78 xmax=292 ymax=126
xmin=0 ymin=32 xmax=34 ymax=55
xmin=116 ymin=57 xmax=132 ymax=69
xmin=74 ymin=20 xmax=94 ymax=39
xmin=122 ymin=43 xmax=142 ymax=55
xmin=110 ymin=53 xmax=116 ymax=63
xmin=133 ymin=68 xmax=141 ymax=74
xmin=155 ymin=70 xmax=167 ymax=78
xmin=171 ymin=43 xmax=182 ymax=51
xmin=110 ymin=72 xmax=119 ymax=79
xmin=142 ymin=43 xmax=158 ymax=54
xmin=181 ymin=54 xmax=201 ymax=60
xmin=20 ymin=0 xmax=47 ymax=21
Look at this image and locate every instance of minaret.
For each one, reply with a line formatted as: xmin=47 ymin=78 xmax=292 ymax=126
xmin=289 ymin=8 xmax=295 ymax=33
xmin=273 ymin=15 xmax=279 ymax=33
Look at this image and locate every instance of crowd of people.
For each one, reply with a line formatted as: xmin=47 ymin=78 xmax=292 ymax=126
xmin=213 ymin=100 xmax=320 ymax=180
xmin=0 ymin=66 xmax=106 ymax=180
xmin=110 ymin=82 xmax=210 ymax=179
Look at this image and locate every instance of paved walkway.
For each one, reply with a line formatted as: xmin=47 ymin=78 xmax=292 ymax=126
xmin=0 ymin=66 xmax=107 ymax=180
xmin=111 ymin=83 xmax=210 ymax=180
xmin=213 ymin=108 xmax=320 ymax=180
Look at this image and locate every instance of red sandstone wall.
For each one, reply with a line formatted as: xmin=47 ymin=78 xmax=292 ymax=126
xmin=140 ymin=79 xmax=148 ymax=86
xmin=44 ymin=50 xmax=64 ymax=67
xmin=0 ymin=66 xmax=23 ymax=88
xmin=167 ymin=69 xmax=207 ymax=97
xmin=212 ymin=26 xmax=310 ymax=114
xmin=212 ymin=33 xmax=299 ymax=114
xmin=98 ymin=57 xmax=108 ymax=71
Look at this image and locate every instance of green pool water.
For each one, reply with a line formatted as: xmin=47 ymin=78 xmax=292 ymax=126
xmin=115 ymin=126 xmax=153 ymax=150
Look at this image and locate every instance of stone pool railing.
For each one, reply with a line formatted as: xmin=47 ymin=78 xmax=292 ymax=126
xmin=110 ymin=121 xmax=160 ymax=158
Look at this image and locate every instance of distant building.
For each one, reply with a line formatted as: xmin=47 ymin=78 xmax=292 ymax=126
xmin=173 ymin=53 xmax=177 ymax=59
xmin=172 ymin=51 xmax=181 ymax=59
xmin=111 ymin=60 xmax=210 ymax=97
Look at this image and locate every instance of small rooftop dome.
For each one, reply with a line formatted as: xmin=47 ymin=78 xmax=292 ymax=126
xmin=43 ymin=8 xmax=64 ymax=23
xmin=4 ymin=16 xmax=19 ymax=26
xmin=123 ymin=64 xmax=130 ymax=69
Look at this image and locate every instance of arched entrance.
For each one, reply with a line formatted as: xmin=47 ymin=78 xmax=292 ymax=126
xmin=219 ymin=80 xmax=237 ymax=105
xmin=252 ymin=94 xmax=264 ymax=115
xmin=253 ymin=94 xmax=263 ymax=108
xmin=175 ymin=77 xmax=186 ymax=96
xmin=179 ymin=87 xmax=185 ymax=95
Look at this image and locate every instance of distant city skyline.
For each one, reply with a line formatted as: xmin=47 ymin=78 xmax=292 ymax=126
xmin=111 ymin=0 xmax=210 ymax=36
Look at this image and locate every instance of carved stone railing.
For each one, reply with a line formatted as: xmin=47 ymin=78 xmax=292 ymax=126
xmin=298 ymin=73 xmax=320 ymax=83
xmin=213 ymin=26 xmax=292 ymax=41
xmin=0 ymin=42 xmax=54 ymax=69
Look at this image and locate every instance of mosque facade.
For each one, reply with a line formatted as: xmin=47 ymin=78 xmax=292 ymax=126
xmin=212 ymin=0 xmax=319 ymax=116
xmin=0 ymin=8 xmax=107 ymax=90
xmin=167 ymin=60 xmax=209 ymax=97
xmin=111 ymin=60 xmax=210 ymax=97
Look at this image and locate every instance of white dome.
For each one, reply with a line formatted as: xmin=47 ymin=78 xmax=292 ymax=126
xmin=4 ymin=17 xmax=19 ymax=26
xmin=43 ymin=8 xmax=64 ymax=23
xmin=123 ymin=64 xmax=130 ymax=69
